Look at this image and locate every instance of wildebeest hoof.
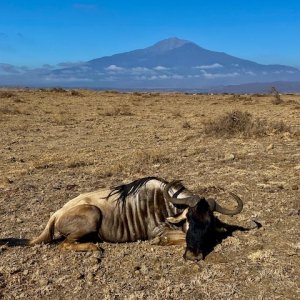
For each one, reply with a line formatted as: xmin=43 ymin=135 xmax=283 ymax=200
xmin=150 ymin=236 xmax=161 ymax=245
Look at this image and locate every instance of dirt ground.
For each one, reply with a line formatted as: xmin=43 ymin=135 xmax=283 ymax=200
xmin=0 ymin=89 xmax=299 ymax=299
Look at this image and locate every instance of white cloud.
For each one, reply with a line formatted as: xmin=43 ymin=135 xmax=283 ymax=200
xmin=105 ymin=65 xmax=125 ymax=72
xmin=172 ymin=74 xmax=184 ymax=79
xmin=130 ymin=67 xmax=153 ymax=75
xmin=159 ymin=75 xmax=169 ymax=79
xmin=45 ymin=76 xmax=93 ymax=82
xmin=154 ymin=66 xmax=169 ymax=71
xmin=203 ymin=72 xmax=239 ymax=79
xmin=194 ymin=63 xmax=223 ymax=70
xmin=134 ymin=75 xmax=147 ymax=80
xmin=245 ymin=71 xmax=255 ymax=76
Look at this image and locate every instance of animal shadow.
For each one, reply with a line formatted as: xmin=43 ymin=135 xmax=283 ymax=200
xmin=202 ymin=218 xmax=262 ymax=259
xmin=0 ymin=238 xmax=29 ymax=247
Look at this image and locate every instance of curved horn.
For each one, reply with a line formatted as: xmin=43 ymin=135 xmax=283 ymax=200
xmin=214 ymin=192 xmax=243 ymax=216
xmin=163 ymin=180 xmax=200 ymax=207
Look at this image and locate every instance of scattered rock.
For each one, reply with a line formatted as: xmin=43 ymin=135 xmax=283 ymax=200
xmin=224 ymin=153 xmax=235 ymax=161
xmin=92 ymin=250 xmax=103 ymax=262
xmin=76 ymin=272 xmax=85 ymax=280
xmin=291 ymin=185 xmax=299 ymax=190
xmin=16 ymin=218 xmax=23 ymax=224
xmin=267 ymin=143 xmax=274 ymax=150
xmin=39 ymin=278 xmax=49 ymax=286
xmin=6 ymin=177 xmax=14 ymax=184
xmin=0 ymin=245 xmax=8 ymax=253
xmin=140 ymin=264 xmax=148 ymax=275
xmin=86 ymin=272 xmax=94 ymax=283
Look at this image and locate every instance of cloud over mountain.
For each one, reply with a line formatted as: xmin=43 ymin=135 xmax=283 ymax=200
xmin=1 ymin=37 xmax=300 ymax=89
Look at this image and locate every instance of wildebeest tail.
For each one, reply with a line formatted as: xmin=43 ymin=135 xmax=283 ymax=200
xmin=29 ymin=213 xmax=56 ymax=245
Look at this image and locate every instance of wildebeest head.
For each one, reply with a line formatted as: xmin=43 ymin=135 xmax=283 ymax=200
xmin=163 ymin=180 xmax=243 ymax=261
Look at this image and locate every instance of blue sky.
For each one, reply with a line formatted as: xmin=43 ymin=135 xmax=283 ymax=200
xmin=1 ymin=0 xmax=299 ymax=68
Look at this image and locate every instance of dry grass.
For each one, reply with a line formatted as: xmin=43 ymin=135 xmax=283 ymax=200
xmin=0 ymin=91 xmax=16 ymax=98
xmin=0 ymin=90 xmax=299 ymax=299
xmin=204 ymin=110 xmax=290 ymax=137
xmin=270 ymin=87 xmax=284 ymax=105
xmin=101 ymin=106 xmax=134 ymax=116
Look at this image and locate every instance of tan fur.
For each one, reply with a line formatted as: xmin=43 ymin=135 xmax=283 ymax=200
xmin=166 ymin=208 xmax=188 ymax=224
xmin=151 ymin=230 xmax=186 ymax=246
xmin=60 ymin=242 xmax=100 ymax=251
xmin=30 ymin=179 xmax=191 ymax=250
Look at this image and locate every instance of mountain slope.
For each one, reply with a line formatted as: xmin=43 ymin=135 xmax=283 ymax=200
xmin=1 ymin=37 xmax=300 ymax=89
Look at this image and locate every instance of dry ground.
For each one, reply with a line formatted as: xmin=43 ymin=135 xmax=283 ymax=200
xmin=0 ymin=89 xmax=299 ymax=299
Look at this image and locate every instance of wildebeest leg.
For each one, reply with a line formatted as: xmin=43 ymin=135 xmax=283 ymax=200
xmin=151 ymin=230 xmax=186 ymax=246
xmin=56 ymin=204 xmax=102 ymax=252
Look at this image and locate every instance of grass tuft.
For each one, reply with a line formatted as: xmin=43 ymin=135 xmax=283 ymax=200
xmin=204 ymin=110 xmax=290 ymax=138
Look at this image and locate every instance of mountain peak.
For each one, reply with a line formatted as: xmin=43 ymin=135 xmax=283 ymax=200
xmin=149 ymin=37 xmax=193 ymax=53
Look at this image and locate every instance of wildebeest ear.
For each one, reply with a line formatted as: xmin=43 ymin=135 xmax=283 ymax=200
xmin=167 ymin=208 xmax=188 ymax=224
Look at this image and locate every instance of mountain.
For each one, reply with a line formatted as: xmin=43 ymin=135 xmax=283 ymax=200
xmin=1 ymin=37 xmax=300 ymax=90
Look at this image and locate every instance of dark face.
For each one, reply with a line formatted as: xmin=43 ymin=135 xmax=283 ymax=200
xmin=184 ymin=198 xmax=215 ymax=261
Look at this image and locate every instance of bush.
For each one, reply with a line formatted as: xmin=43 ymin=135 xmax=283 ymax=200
xmin=270 ymin=87 xmax=283 ymax=105
xmin=0 ymin=91 xmax=16 ymax=98
xmin=204 ymin=110 xmax=290 ymax=138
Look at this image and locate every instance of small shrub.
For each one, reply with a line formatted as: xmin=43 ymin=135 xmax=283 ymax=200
xmin=68 ymin=90 xmax=83 ymax=96
xmin=0 ymin=91 xmax=16 ymax=98
xmin=50 ymin=87 xmax=67 ymax=93
xmin=182 ymin=121 xmax=191 ymax=129
xmin=104 ymin=90 xmax=120 ymax=94
xmin=134 ymin=150 xmax=170 ymax=165
xmin=0 ymin=106 xmax=22 ymax=115
xmin=270 ymin=87 xmax=283 ymax=105
xmin=133 ymin=92 xmax=142 ymax=96
xmin=204 ymin=110 xmax=290 ymax=138
xmin=102 ymin=106 xmax=133 ymax=116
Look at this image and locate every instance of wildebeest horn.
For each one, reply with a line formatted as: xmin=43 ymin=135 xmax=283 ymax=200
xmin=164 ymin=181 xmax=243 ymax=215
xmin=163 ymin=180 xmax=200 ymax=207
xmin=213 ymin=192 xmax=243 ymax=216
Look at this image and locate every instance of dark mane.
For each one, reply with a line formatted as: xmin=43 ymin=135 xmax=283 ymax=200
xmin=106 ymin=177 xmax=165 ymax=204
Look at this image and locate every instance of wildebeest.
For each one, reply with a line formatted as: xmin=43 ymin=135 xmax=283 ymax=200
xmin=30 ymin=177 xmax=243 ymax=260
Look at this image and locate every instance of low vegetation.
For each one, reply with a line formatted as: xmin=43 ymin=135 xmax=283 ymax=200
xmin=0 ymin=90 xmax=299 ymax=299
xmin=204 ymin=110 xmax=290 ymax=137
xmin=270 ymin=86 xmax=284 ymax=105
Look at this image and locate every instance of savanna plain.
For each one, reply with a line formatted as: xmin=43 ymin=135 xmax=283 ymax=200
xmin=0 ymin=89 xmax=299 ymax=299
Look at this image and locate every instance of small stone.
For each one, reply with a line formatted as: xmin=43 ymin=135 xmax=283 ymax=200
xmin=86 ymin=272 xmax=94 ymax=282
xmin=16 ymin=218 xmax=23 ymax=224
xmin=225 ymin=153 xmax=235 ymax=161
xmin=39 ymin=278 xmax=49 ymax=286
xmin=140 ymin=264 xmax=148 ymax=275
xmin=76 ymin=272 xmax=84 ymax=280
xmin=7 ymin=177 xmax=14 ymax=184
xmin=92 ymin=250 xmax=103 ymax=261
xmin=266 ymin=143 xmax=274 ymax=150
xmin=291 ymin=185 xmax=299 ymax=190
xmin=0 ymin=245 xmax=8 ymax=253
xmin=23 ymin=270 xmax=29 ymax=276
